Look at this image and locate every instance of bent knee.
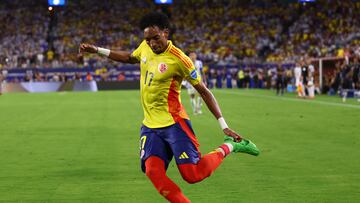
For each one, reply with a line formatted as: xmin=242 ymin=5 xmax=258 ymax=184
xmin=181 ymin=173 xmax=203 ymax=184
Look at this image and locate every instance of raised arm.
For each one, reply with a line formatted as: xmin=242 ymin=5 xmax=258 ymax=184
xmin=193 ymin=81 xmax=242 ymax=142
xmin=79 ymin=43 xmax=139 ymax=64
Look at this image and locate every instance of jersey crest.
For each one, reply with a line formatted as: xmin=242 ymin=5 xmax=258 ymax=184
xmin=158 ymin=63 xmax=168 ymax=73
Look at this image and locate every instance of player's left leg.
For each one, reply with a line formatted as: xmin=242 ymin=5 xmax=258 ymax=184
xmin=167 ymin=119 xmax=259 ymax=184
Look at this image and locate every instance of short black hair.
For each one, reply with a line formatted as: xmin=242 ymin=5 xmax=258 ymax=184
xmin=140 ymin=12 xmax=170 ymax=31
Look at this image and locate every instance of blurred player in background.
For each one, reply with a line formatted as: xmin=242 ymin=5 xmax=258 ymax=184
xmin=306 ymin=59 xmax=315 ymax=99
xmin=189 ymin=51 xmax=205 ymax=114
xmin=181 ymin=80 xmax=197 ymax=114
xmin=275 ymin=63 xmax=285 ymax=95
xmin=79 ymin=12 xmax=259 ymax=203
xmin=0 ymin=70 xmax=5 ymax=95
xmin=301 ymin=58 xmax=309 ymax=96
xmin=294 ymin=62 xmax=304 ymax=98
xmin=353 ymin=55 xmax=360 ymax=90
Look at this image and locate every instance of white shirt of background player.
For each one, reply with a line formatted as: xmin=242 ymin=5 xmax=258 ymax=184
xmin=194 ymin=60 xmax=204 ymax=81
xmin=294 ymin=65 xmax=302 ymax=86
xmin=189 ymin=52 xmax=204 ymax=114
xmin=308 ymin=64 xmax=315 ymax=83
xmin=306 ymin=64 xmax=315 ymax=98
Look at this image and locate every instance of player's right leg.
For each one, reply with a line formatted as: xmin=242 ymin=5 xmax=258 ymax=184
xmin=145 ymin=156 xmax=190 ymax=203
xmin=165 ymin=119 xmax=225 ymax=184
xmin=140 ymin=125 xmax=190 ymax=203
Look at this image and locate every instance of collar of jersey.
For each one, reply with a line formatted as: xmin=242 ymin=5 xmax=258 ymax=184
xmin=163 ymin=40 xmax=173 ymax=53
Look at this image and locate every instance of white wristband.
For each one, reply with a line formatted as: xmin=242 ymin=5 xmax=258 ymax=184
xmin=218 ymin=117 xmax=228 ymax=130
xmin=97 ymin=47 xmax=110 ymax=57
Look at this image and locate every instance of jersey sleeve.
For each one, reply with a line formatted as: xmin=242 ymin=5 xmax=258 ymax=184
xmin=131 ymin=40 xmax=146 ymax=61
xmin=178 ymin=55 xmax=201 ymax=86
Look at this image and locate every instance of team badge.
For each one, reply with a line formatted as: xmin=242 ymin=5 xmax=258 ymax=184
xmin=190 ymin=69 xmax=198 ymax=79
xmin=158 ymin=63 xmax=168 ymax=73
xmin=141 ymin=57 xmax=147 ymax=64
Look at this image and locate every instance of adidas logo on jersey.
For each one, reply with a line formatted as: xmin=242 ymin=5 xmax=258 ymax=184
xmin=179 ymin=152 xmax=189 ymax=159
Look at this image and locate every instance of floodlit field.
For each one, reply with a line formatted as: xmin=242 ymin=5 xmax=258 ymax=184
xmin=0 ymin=89 xmax=359 ymax=203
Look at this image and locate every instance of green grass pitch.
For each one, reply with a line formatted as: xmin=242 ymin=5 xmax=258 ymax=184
xmin=0 ymin=89 xmax=359 ymax=203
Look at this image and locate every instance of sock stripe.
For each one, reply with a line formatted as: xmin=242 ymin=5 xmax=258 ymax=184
xmin=224 ymin=143 xmax=234 ymax=152
xmin=218 ymin=144 xmax=231 ymax=156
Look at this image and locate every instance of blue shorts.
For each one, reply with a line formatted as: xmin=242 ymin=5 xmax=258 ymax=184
xmin=139 ymin=119 xmax=201 ymax=173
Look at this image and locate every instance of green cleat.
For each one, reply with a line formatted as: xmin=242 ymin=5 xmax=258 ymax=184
xmin=224 ymin=136 xmax=260 ymax=156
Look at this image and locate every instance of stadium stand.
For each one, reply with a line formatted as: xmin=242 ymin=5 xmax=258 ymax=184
xmin=0 ymin=0 xmax=359 ymax=93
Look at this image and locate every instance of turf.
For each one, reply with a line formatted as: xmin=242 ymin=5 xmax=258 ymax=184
xmin=0 ymin=89 xmax=359 ymax=203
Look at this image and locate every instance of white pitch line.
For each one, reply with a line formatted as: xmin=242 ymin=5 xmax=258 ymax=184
xmin=216 ymin=90 xmax=360 ymax=110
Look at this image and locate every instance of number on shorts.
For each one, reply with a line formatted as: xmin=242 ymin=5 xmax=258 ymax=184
xmin=140 ymin=135 xmax=147 ymax=150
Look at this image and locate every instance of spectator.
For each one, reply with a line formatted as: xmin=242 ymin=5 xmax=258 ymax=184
xmin=237 ymin=68 xmax=244 ymax=88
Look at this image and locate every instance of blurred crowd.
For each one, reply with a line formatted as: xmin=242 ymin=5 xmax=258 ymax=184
xmin=0 ymin=0 xmax=359 ymax=70
xmin=0 ymin=1 xmax=49 ymax=69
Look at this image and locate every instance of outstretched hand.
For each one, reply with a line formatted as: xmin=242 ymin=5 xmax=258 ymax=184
xmin=223 ymin=128 xmax=242 ymax=142
xmin=79 ymin=43 xmax=98 ymax=54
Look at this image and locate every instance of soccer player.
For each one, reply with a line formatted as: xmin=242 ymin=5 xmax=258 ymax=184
xmin=0 ymin=70 xmax=4 ymax=95
xmin=189 ymin=51 xmax=205 ymax=114
xmin=275 ymin=63 xmax=285 ymax=95
xmin=294 ymin=62 xmax=305 ymax=98
xmin=301 ymin=59 xmax=309 ymax=96
xmin=181 ymin=80 xmax=197 ymax=114
xmin=306 ymin=59 xmax=315 ymax=99
xmin=79 ymin=12 xmax=259 ymax=203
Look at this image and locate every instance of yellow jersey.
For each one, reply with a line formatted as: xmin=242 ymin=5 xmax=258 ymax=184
xmin=131 ymin=40 xmax=201 ymax=128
